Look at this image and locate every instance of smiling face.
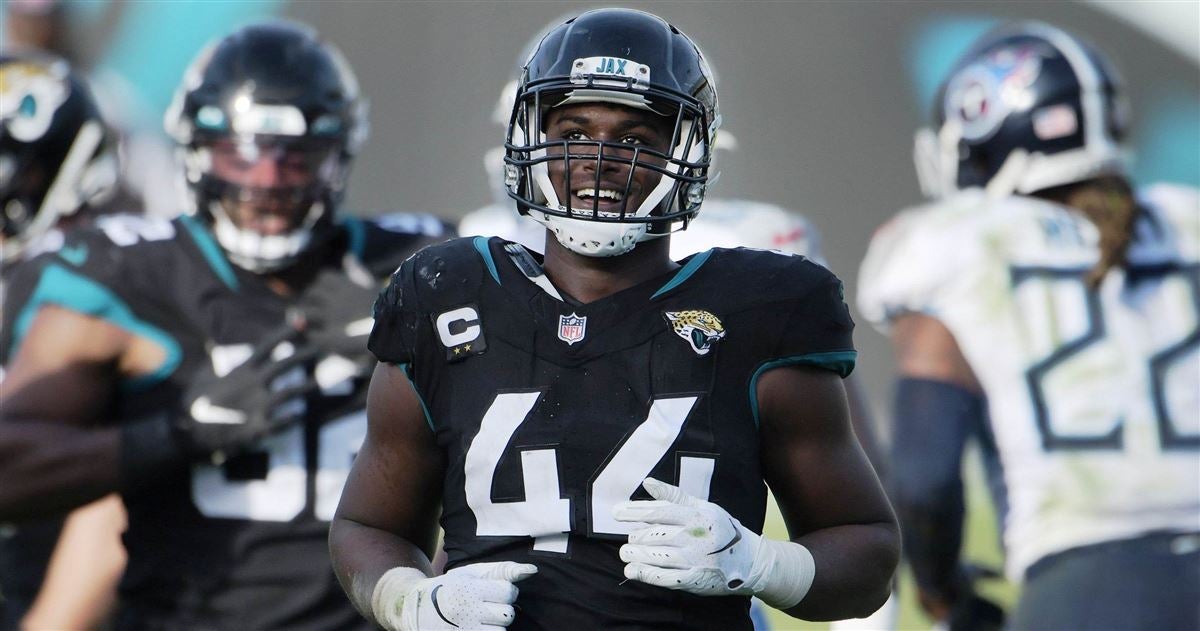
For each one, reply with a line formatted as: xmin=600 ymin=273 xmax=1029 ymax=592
xmin=542 ymin=102 xmax=674 ymax=219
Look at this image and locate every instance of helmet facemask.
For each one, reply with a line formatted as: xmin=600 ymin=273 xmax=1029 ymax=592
xmin=185 ymin=133 xmax=348 ymax=272
xmin=508 ymin=84 xmax=712 ymax=257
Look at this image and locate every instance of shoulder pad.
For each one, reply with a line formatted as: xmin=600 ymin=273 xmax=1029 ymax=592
xmin=707 ymin=248 xmax=856 ymax=375
xmin=1138 ymin=184 xmax=1200 ymax=260
xmin=368 ymin=237 xmax=487 ymax=364
xmin=856 ymin=192 xmax=995 ymax=332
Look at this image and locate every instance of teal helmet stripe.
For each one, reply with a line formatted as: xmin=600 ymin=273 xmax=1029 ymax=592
xmin=13 ymin=263 xmax=183 ymax=391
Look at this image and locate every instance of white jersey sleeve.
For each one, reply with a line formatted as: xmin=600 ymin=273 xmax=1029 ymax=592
xmin=1139 ymin=183 xmax=1200 ymax=260
xmin=669 ymin=199 xmax=823 ymax=262
xmin=857 ymin=190 xmax=995 ymax=333
xmin=858 ymin=186 xmax=1200 ymax=580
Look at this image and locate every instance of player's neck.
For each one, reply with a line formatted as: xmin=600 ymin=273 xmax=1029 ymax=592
xmin=542 ymin=236 xmax=677 ymax=304
xmin=260 ymin=246 xmax=328 ymax=297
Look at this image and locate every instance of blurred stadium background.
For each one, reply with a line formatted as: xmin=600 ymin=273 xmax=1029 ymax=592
xmin=5 ymin=1 xmax=1196 ymax=629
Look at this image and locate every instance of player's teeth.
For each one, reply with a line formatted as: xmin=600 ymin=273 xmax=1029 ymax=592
xmin=576 ymin=188 xmax=624 ymax=201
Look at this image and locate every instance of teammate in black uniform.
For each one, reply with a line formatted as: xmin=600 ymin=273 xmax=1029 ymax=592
xmin=0 ymin=23 xmax=449 ymax=630
xmin=0 ymin=52 xmax=125 ymax=631
xmin=331 ymin=9 xmax=898 ymax=630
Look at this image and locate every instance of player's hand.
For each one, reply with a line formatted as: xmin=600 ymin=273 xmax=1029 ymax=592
xmin=293 ymin=271 xmax=378 ymax=362
xmin=923 ymin=564 xmax=1006 ymax=631
xmin=173 ymin=325 xmax=320 ymax=461
xmin=613 ymin=477 xmax=766 ymax=597
xmin=373 ymin=561 xmax=538 ymax=631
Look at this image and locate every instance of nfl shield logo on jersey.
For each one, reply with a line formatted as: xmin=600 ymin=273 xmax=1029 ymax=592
xmin=557 ymin=312 xmax=587 ymax=345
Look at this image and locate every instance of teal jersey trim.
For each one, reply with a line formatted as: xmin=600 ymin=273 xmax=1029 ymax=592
xmin=342 ymin=216 xmax=367 ymax=260
xmin=179 ymin=215 xmax=239 ymax=291
xmin=473 ymin=236 xmax=501 ymax=284
xmin=747 ymin=351 xmax=858 ymax=427
xmin=397 ymin=362 xmax=435 ymax=431
xmin=13 ymin=263 xmax=183 ymax=391
xmin=652 ymin=249 xmax=713 ymax=299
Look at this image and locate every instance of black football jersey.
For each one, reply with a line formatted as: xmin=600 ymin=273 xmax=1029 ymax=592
xmin=368 ymin=237 xmax=856 ymax=630
xmin=2 ymin=211 xmax=448 ymax=631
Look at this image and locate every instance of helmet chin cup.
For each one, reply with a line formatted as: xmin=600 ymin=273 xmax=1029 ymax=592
xmin=208 ymin=199 xmax=322 ymax=272
xmin=534 ymin=209 xmax=648 ymax=257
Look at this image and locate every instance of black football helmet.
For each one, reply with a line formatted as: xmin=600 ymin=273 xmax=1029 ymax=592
xmin=1 ymin=53 xmax=118 ymax=261
xmin=165 ymin=21 xmax=367 ymax=272
xmin=504 ymin=8 xmax=719 ymax=257
xmin=914 ymin=21 xmax=1128 ymax=198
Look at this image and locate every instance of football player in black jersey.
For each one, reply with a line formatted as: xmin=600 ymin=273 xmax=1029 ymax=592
xmin=0 ymin=22 xmax=450 ymax=630
xmin=0 ymin=51 xmax=126 ymax=631
xmin=331 ymin=9 xmax=898 ymax=631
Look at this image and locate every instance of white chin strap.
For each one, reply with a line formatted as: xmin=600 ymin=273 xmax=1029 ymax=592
xmin=209 ymin=200 xmax=321 ymax=272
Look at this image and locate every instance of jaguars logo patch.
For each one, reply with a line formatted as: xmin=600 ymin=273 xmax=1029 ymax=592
xmin=664 ymin=310 xmax=726 ymax=356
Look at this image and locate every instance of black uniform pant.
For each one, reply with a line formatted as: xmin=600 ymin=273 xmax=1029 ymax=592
xmin=1011 ymin=531 xmax=1200 ymax=631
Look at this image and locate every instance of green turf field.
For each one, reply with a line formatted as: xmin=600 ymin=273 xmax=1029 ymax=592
xmin=760 ymin=448 xmax=1019 ymax=630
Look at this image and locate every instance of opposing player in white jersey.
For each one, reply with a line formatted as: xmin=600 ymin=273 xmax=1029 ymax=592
xmin=859 ymin=21 xmax=1199 ymax=631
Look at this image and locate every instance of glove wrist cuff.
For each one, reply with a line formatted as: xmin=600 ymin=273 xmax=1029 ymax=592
xmin=750 ymin=537 xmax=816 ymax=610
xmin=371 ymin=566 xmax=428 ymax=631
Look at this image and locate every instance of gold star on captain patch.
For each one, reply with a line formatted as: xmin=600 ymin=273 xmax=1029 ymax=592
xmin=463 ymin=344 xmax=472 ymax=351
xmin=453 ymin=347 xmax=461 ymax=355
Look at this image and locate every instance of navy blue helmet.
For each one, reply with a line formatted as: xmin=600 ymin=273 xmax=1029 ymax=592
xmin=915 ymin=21 xmax=1128 ymax=198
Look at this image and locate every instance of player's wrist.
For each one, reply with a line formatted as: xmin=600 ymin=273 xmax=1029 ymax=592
xmin=118 ymin=414 xmax=189 ymax=493
xmin=747 ymin=535 xmax=816 ymax=610
xmin=370 ymin=566 xmax=428 ymax=631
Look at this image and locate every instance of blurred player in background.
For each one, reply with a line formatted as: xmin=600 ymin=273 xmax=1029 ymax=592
xmin=0 ymin=52 xmax=125 ymax=631
xmin=333 ymin=8 xmax=896 ymax=630
xmin=0 ymin=21 xmax=448 ymax=630
xmin=859 ymin=21 xmax=1199 ymax=631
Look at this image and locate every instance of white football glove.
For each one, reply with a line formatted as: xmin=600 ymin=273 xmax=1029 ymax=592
xmin=371 ymin=561 xmax=538 ymax=631
xmin=613 ymin=477 xmax=815 ymax=609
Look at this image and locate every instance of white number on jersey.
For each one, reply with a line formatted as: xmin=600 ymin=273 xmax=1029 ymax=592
xmin=190 ymin=342 xmax=368 ymax=521
xmin=191 ymin=411 xmax=367 ymax=521
xmin=96 ymin=215 xmax=175 ymax=247
xmin=465 ymin=391 xmax=712 ymax=554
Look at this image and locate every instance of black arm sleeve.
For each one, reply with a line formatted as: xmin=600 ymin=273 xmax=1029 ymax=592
xmin=890 ymin=377 xmax=986 ymax=600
